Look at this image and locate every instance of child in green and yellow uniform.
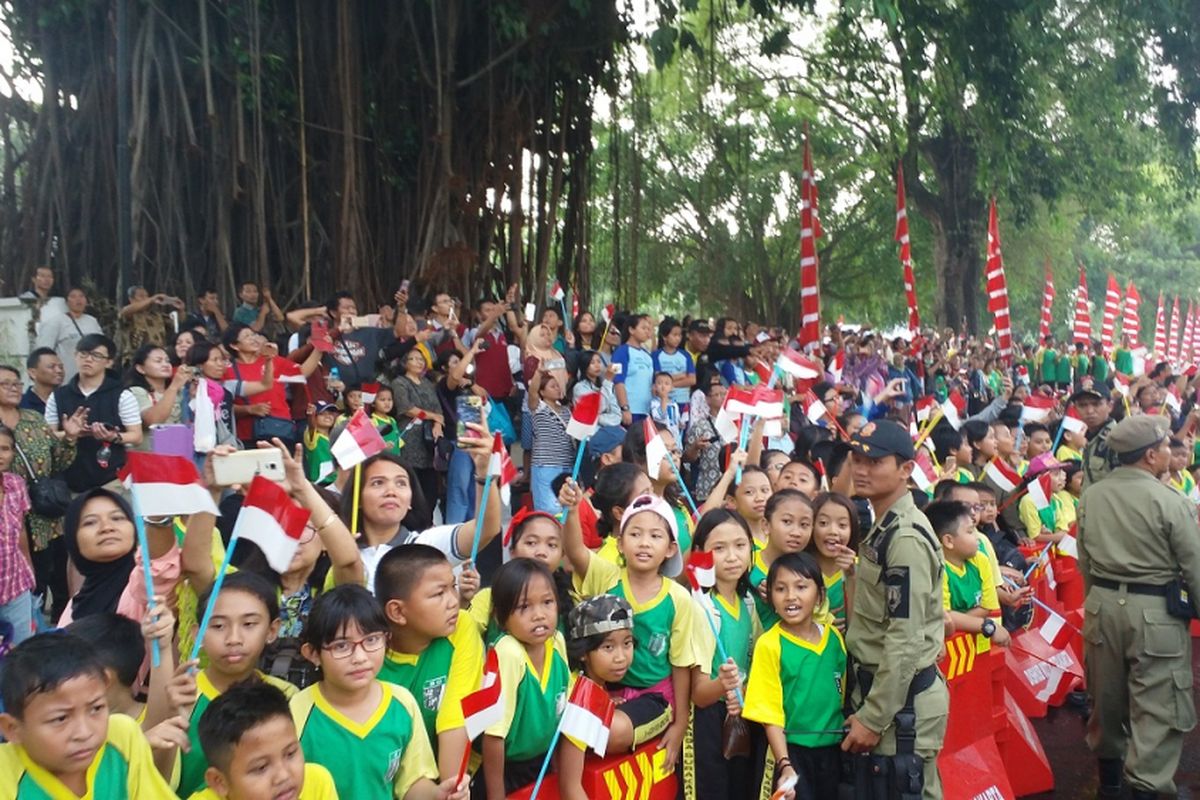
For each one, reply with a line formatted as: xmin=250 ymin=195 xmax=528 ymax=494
xmin=479 ymin=559 xmax=572 ymax=797
xmin=561 ymin=485 xmax=696 ymax=776
xmin=929 ymin=500 xmax=1010 ymax=652
xmin=625 ymin=420 xmax=696 ymax=554
xmin=371 ymin=386 xmax=404 ymax=452
xmin=375 ymin=544 xmax=483 ymax=781
xmin=1037 ymin=339 xmax=1058 ymax=387
xmin=748 ymin=489 xmax=815 ymax=630
xmin=305 ymin=402 xmax=339 ymax=485
xmin=291 ymin=585 xmax=466 ymax=800
xmin=683 ymin=510 xmax=760 ymax=800
xmin=1168 ymin=437 xmax=1200 ymax=506
xmin=1018 ymin=455 xmax=1076 ymax=549
xmin=808 ymin=493 xmax=860 ymax=634
xmin=193 ymin=682 xmax=339 ymax=800
xmin=0 ymin=633 xmax=176 ymax=800
xmin=174 ymin=572 xmax=299 ymax=798
xmin=744 ymin=553 xmax=846 ymax=800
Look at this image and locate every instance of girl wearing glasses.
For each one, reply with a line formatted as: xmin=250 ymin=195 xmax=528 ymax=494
xmin=292 ymin=584 xmax=467 ymax=800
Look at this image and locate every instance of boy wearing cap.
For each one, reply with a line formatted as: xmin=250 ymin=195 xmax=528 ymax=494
xmin=1077 ymin=414 xmax=1200 ymax=799
xmin=560 ymin=484 xmax=696 ymax=774
xmin=303 ymin=401 xmax=338 ymax=485
xmin=842 ymin=419 xmax=948 ymax=800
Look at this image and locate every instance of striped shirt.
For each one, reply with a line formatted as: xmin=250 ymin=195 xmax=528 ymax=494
xmin=531 ymin=401 xmax=575 ymax=467
xmin=0 ymin=472 xmax=32 ymax=605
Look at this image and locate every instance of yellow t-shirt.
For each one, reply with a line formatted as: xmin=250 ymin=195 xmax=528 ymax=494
xmin=187 ymin=763 xmax=340 ymax=800
xmin=1055 ymin=445 xmax=1082 ymax=463
xmin=942 ymin=548 xmax=1000 ymax=653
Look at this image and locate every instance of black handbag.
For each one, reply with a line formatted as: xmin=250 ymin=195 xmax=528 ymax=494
xmin=253 ymin=415 xmax=295 ymax=442
xmin=14 ymin=439 xmax=70 ymax=518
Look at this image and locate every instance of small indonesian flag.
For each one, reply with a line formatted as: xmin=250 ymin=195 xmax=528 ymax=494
xmin=1060 ymin=406 xmax=1087 ymax=435
xmin=272 ymin=358 xmax=307 ymax=385
xmin=120 ymin=452 xmax=219 ymax=517
xmin=1113 ymin=372 xmax=1131 ymax=397
xmin=685 ymin=550 xmax=716 ymax=591
xmin=462 ymin=649 xmax=503 ymax=741
xmin=1057 ymin=533 xmax=1078 ymax=559
xmin=941 ymin=390 xmax=966 ymax=430
xmin=1037 ymin=608 xmax=1075 ymax=649
xmin=565 ymin=392 xmax=601 ymax=440
xmin=1027 ymin=473 xmax=1054 ymax=511
xmin=984 ymin=458 xmax=1021 ymax=493
xmin=643 ymin=418 xmax=669 ymax=477
xmin=724 ymin=385 xmax=784 ymax=419
xmin=491 ymin=434 xmax=518 ymax=505
xmin=551 ymin=281 xmax=565 ymax=302
xmin=914 ymin=395 xmax=939 ymax=423
xmin=1020 ymin=393 xmax=1055 ymax=423
xmin=233 ymin=476 xmax=311 ymax=572
xmin=828 ymin=349 xmax=845 ymax=384
xmin=910 ymin=451 xmax=937 ymax=492
xmin=1165 ymin=385 xmax=1183 ymax=415
xmin=801 ymin=391 xmax=829 ymax=425
xmin=361 ymin=382 xmax=380 ymax=404
xmin=331 ymin=408 xmax=387 ymax=469
xmin=713 ymin=407 xmax=740 ymax=444
xmin=601 ymin=304 xmax=615 ymax=324
xmin=775 ymin=348 xmax=823 ymax=380
xmin=560 ymin=677 xmax=616 ymax=757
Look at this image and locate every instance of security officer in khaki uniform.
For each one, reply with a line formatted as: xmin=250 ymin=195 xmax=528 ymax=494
xmin=1078 ymin=414 xmax=1200 ymax=799
xmin=1073 ymin=387 xmax=1119 ymax=488
xmin=844 ymin=420 xmax=948 ymax=800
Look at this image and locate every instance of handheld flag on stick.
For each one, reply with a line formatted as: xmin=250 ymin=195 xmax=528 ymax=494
xmin=565 ymin=392 xmax=601 ymax=440
xmin=910 ymin=451 xmax=937 ymax=493
xmin=529 ymin=677 xmax=616 ymax=800
xmin=984 ymin=458 xmax=1021 ymax=494
xmin=643 ymin=418 xmax=669 ymax=480
xmin=1020 ymin=393 xmax=1056 ymax=424
xmin=725 ymin=386 xmax=785 ymax=419
xmin=685 ymin=550 xmax=744 ymax=704
xmin=469 ymin=434 xmax=505 ymax=565
xmin=331 ymin=408 xmax=387 ymax=470
xmin=775 ymin=348 xmax=823 ymax=381
xmin=456 ymin=648 xmax=502 ymax=789
xmin=1060 ymin=406 xmax=1087 ymax=435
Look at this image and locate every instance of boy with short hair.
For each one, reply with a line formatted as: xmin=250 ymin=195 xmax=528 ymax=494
xmin=193 ymin=682 xmax=337 ymax=800
xmin=648 ymin=371 xmax=681 ymax=441
xmin=0 ymin=632 xmax=175 ymax=798
xmin=304 ymin=401 xmax=339 ymax=485
xmin=374 ymin=544 xmax=483 ymax=780
xmin=1023 ymin=422 xmax=1052 ymax=461
xmin=926 ymin=500 xmax=1010 ymax=650
xmin=67 ymin=608 xmax=175 ymax=729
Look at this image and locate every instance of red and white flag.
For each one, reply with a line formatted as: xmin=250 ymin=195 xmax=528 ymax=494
xmin=601 ymin=304 xmax=615 ymax=324
xmin=1182 ymin=301 xmax=1196 ymax=368
xmin=1020 ymin=393 xmax=1055 ymax=423
xmin=120 ymin=452 xmax=219 ymax=518
xmin=361 ymin=382 xmax=380 ymax=405
xmin=1061 ymin=406 xmax=1087 ymax=435
xmin=1153 ymin=291 xmax=1167 ymax=359
xmin=1100 ymin=274 xmax=1121 ymax=355
xmin=798 ymin=126 xmax=823 ymax=349
xmin=1039 ymin=259 xmax=1056 ymax=345
xmin=233 ymin=476 xmax=311 ymax=572
xmin=801 ymin=390 xmax=829 ymax=425
xmin=1192 ymin=303 xmax=1200 ymax=368
xmin=775 ymin=348 xmax=823 ymax=380
xmin=551 ymin=281 xmax=565 ymax=302
xmin=724 ymin=386 xmax=785 ymax=419
xmin=895 ymin=165 xmax=920 ymax=332
xmin=1027 ymin=472 xmax=1054 ymax=511
xmin=1072 ymin=265 xmax=1091 ymax=345
xmin=1058 ymin=533 xmax=1078 ymax=559
xmin=493 ymin=434 xmax=519 ymax=505
xmin=1113 ymin=372 xmax=1131 ymax=397
xmin=1168 ymin=295 xmax=1182 ymax=365
xmin=462 ymin=649 xmax=503 ymax=741
xmin=910 ymin=451 xmax=937 ymax=492
xmin=827 ymin=349 xmax=845 ymax=384
xmin=941 ymin=390 xmax=967 ymax=430
xmin=565 ymin=393 xmax=601 ymax=440
xmin=643 ymin=418 xmax=669 ymax=477
xmin=914 ymin=395 xmax=939 ymax=423
xmin=985 ymin=199 xmax=1012 ymax=360
xmin=1165 ymin=384 xmax=1183 ymax=415
xmin=560 ymin=677 xmax=616 ymax=757
xmin=984 ymin=458 xmax=1021 ymax=493
xmin=713 ymin=406 xmax=740 ymax=444
xmin=331 ymin=408 xmax=387 ymax=469
xmin=685 ymin=550 xmax=716 ymax=591
xmin=572 ymin=291 xmax=580 ymax=321
xmin=1122 ymin=280 xmax=1140 ymax=346
xmin=1037 ymin=608 xmax=1075 ymax=649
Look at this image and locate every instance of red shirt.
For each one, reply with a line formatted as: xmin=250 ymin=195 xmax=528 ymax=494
xmin=225 ymin=356 xmax=302 ymax=440
xmin=472 ymin=329 xmax=514 ymax=399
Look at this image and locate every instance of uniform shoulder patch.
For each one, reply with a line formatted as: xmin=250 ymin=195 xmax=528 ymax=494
xmin=883 ymin=566 xmax=910 ymax=618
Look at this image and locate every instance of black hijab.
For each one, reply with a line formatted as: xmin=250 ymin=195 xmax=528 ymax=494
xmin=64 ymin=488 xmax=136 ymax=621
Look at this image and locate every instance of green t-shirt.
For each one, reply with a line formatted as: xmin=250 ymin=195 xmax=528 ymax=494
xmin=304 ymin=429 xmax=335 ymax=485
xmin=708 ymin=592 xmax=755 ymax=681
xmin=487 ymin=634 xmax=571 ymax=761
xmin=1039 ymin=349 xmax=1058 ymax=384
xmin=748 ymin=550 xmax=779 ymax=631
xmin=291 ymin=682 xmax=437 ymax=800
xmin=1091 ymin=356 xmax=1109 ymax=382
xmin=824 ymin=571 xmax=846 ymax=626
xmin=944 ymin=559 xmax=984 ymax=613
xmin=743 ymin=624 xmax=847 ymax=747
xmin=1114 ymin=348 xmax=1133 ymax=376
xmin=1055 ymin=355 xmax=1074 ymax=385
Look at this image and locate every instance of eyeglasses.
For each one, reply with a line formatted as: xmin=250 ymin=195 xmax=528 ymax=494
xmin=78 ymin=350 xmax=111 ymax=362
xmin=322 ymin=632 xmax=387 ymax=659
xmin=0 ymin=381 xmax=21 ymax=390
xmin=299 ymin=525 xmax=317 ymax=544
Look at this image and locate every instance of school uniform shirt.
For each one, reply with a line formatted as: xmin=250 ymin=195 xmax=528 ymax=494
xmin=304 ymin=428 xmax=335 ymax=485
xmin=691 ymin=590 xmax=760 ymax=683
xmin=291 ymin=682 xmax=437 ymax=800
xmin=577 ymin=555 xmax=696 ymax=687
xmin=651 ymin=348 xmax=696 ymax=405
xmin=467 ymin=586 xmax=572 ymax=648
xmin=0 ymin=712 xmax=174 ymax=800
xmin=611 ymin=344 xmax=654 ymax=416
xmin=743 ymin=623 xmax=847 ymax=748
xmin=1018 ymin=490 xmax=1077 ymax=543
xmin=372 ymin=413 xmax=404 ymax=452
xmin=748 ymin=550 xmax=833 ymax=632
xmin=177 ymin=671 xmax=298 ymax=798
xmin=1170 ymin=471 xmax=1200 ymax=504
xmin=187 ymin=764 xmax=339 ymax=800
xmin=824 ymin=570 xmax=847 ymax=628
xmin=1055 ymin=444 xmax=1083 ymax=462
xmin=486 ymin=633 xmax=571 ymax=761
xmin=943 ymin=549 xmax=1000 ymax=653
xmin=377 ymin=609 xmax=483 ymax=750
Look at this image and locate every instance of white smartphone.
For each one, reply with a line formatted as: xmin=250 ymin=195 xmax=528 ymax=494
xmin=212 ymin=450 xmax=287 ymax=486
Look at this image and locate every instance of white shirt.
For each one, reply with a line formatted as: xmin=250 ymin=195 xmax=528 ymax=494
xmin=45 ymin=385 xmax=142 ymax=430
xmin=360 ymin=523 xmax=465 ymax=594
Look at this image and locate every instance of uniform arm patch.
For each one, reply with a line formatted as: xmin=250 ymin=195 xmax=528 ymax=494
xmin=884 ymin=566 xmax=911 ymax=618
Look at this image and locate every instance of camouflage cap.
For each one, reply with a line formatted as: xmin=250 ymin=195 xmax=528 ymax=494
xmin=567 ymin=594 xmax=634 ymax=641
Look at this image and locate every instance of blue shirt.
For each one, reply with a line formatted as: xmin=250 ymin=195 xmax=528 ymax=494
xmin=718 ymin=359 xmax=747 ymax=387
xmin=652 ymin=348 xmax=695 ymax=404
xmin=612 ymin=344 xmax=654 ymax=415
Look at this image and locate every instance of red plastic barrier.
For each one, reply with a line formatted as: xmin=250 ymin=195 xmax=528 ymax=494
xmin=1051 ymin=553 xmax=1085 ymax=611
xmin=1004 ymin=628 xmax=1083 ymax=713
xmin=508 ymin=740 xmax=677 ymax=800
xmin=995 ymin=688 xmax=1054 ymax=796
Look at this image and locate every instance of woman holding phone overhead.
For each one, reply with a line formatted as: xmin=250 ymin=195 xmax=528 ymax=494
xmin=437 ymin=342 xmax=490 ymax=524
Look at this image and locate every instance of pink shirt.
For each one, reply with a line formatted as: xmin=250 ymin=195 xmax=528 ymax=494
xmin=0 ymin=472 xmax=33 ymax=605
xmin=57 ymin=541 xmax=182 ymax=627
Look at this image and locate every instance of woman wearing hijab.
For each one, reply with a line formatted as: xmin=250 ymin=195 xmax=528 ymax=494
xmin=58 ymin=488 xmax=180 ymax=626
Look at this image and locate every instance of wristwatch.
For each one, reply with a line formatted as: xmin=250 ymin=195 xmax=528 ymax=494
xmin=981 ymin=619 xmax=997 ymax=638
xmin=620 ymin=405 xmax=630 ymax=412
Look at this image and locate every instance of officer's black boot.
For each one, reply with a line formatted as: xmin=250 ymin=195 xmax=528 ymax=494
xmin=1129 ymin=790 xmax=1157 ymax=800
xmin=1096 ymin=758 xmax=1122 ymax=798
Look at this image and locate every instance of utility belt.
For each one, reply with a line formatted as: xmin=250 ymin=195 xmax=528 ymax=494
xmin=843 ymin=663 xmax=939 ymax=800
xmin=1091 ymin=576 xmax=1196 ymax=620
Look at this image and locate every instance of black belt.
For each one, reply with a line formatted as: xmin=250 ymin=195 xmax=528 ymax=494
xmin=856 ymin=663 xmax=939 ymax=702
xmin=1091 ymin=577 xmax=1171 ymax=597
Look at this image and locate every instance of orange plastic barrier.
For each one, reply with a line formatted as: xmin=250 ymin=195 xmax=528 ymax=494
xmin=508 ymin=740 xmax=677 ymax=800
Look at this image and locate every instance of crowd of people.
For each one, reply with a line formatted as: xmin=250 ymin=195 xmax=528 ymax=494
xmin=0 ymin=266 xmax=1197 ymax=800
